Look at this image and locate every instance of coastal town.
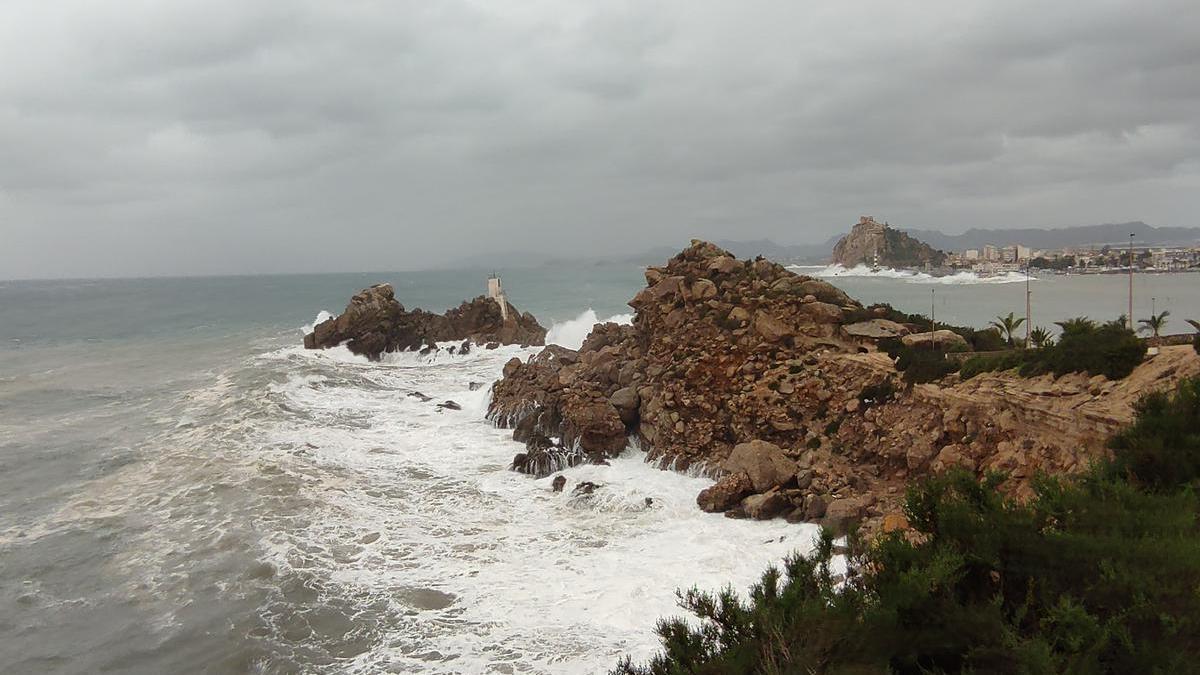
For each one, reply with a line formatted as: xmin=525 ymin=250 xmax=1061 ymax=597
xmin=945 ymin=241 xmax=1200 ymax=275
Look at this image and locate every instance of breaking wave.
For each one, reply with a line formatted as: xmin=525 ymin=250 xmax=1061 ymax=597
xmin=545 ymin=309 xmax=634 ymax=350
xmin=791 ymin=264 xmax=1033 ymax=285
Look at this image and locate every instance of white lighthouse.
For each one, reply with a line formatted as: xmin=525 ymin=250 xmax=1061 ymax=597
xmin=487 ymin=273 xmax=509 ymax=320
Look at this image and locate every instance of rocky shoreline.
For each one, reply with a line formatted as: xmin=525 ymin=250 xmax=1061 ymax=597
xmin=487 ymin=240 xmax=1199 ymax=535
xmin=304 ymin=283 xmax=546 ymax=360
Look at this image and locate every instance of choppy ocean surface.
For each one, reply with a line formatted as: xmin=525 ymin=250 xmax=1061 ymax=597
xmin=1 ymin=263 xmax=1196 ymax=673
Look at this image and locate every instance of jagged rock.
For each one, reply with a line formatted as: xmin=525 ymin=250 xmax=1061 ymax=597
xmin=572 ymin=481 xmax=600 ymax=496
xmin=901 ymin=330 xmax=969 ymax=351
xmin=609 ymin=386 xmax=641 ymax=425
xmin=511 ymin=441 xmax=584 ymax=477
xmin=723 ymin=441 xmax=798 ymax=493
xmin=304 ymin=283 xmax=546 ymax=360
xmin=551 ymin=475 xmax=567 ymax=492
xmin=697 ymin=472 xmax=753 ymax=513
xmin=800 ymin=302 xmax=844 ymax=324
xmin=562 ymin=399 xmax=627 ymax=458
xmin=753 ymin=312 xmax=791 ymax=342
xmin=408 ymin=391 xmax=433 ymax=402
xmin=503 ymin=357 xmax=523 ymax=378
xmin=437 ymin=400 xmax=462 ymax=411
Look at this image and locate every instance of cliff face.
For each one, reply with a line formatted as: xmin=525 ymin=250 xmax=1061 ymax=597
xmin=831 ymin=216 xmax=946 ymax=268
xmin=304 ymin=283 xmax=546 ymax=360
xmin=487 ymin=241 xmax=1198 ymax=534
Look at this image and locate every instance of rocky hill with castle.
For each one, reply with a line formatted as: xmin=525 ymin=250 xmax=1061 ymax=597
xmin=831 ymin=216 xmax=947 ymax=268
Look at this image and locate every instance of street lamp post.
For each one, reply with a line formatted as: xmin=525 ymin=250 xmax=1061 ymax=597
xmin=1025 ymin=261 xmax=1031 ymax=348
xmin=1128 ymin=233 xmax=1135 ymax=331
xmin=931 ymin=288 xmax=936 ymax=350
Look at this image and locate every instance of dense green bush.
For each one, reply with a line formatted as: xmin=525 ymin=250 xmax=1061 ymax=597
xmin=959 ymin=351 xmax=1025 ymax=380
xmin=878 ymin=338 xmax=959 ymax=385
xmin=1105 ymin=377 xmax=1200 ymax=491
xmin=959 ymin=318 xmax=1145 ymax=382
xmin=615 ymin=378 xmax=1200 ymax=675
xmin=1020 ymin=317 xmax=1145 ymax=380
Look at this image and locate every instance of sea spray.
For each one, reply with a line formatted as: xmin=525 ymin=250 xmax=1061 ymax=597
xmin=545 ymin=309 xmax=634 ymax=350
xmin=790 ymin=263 xmax=1033 ymax=285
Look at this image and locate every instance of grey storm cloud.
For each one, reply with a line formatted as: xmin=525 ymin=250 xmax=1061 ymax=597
xmin=1 ymin=0 xmax=1198 ymax=278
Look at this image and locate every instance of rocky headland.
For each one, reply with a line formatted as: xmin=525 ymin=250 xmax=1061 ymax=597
xmin=304 ymin=283 xmax=546 ymax=360
xmin=488 ymin=240 xmax=1198 ymax=535
xmin=832 ymin=215 xmax=947 ymax=268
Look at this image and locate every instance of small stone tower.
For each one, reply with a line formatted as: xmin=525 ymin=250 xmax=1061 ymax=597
xmin=487 ymin=273 xmax=509 ymax=320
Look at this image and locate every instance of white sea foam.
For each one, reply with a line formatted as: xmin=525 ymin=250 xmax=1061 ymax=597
xmin=301 ymin=310 xmax=334 ymax=334
xmin=248 ymin=331 xmax=819 ymax=673
xmin=791 ymin=263 xmax=1033 ymax=285
xmin=545 ymin=309 xmax=634 ymax=350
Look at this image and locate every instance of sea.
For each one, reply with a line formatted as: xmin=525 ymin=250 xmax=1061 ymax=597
xmin=1 ymin=262 xmax=1196 ymax=674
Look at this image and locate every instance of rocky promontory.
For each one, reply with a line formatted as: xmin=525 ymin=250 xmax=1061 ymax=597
xmin=488 ymin=240 xmax=1198 ymax=535
xmin=832 ymin=216 xmax=946 ymax=268
xmin=304 ymin=283 xmax=546 ymax=360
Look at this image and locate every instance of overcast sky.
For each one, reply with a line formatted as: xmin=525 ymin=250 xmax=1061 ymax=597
xmin=2 ymin=1 xmax=1198 ymax=278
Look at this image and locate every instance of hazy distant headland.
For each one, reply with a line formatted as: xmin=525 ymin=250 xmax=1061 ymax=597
xmin=442 ymin=220 xmax=1200 ymax=270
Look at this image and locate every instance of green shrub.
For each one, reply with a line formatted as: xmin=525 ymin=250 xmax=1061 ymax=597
xmin=1020 ymin=317 xmax=1145 ymax=380
xmin=1105 ymin=377 xmax=1200 ymax=491
xmin=858 ymin=379 xmax=896 ymax=406
xmin=615 ymin=378 xmax=1200 ymax=675
xmin=959 ymin=351 xmax=1025 ymax=379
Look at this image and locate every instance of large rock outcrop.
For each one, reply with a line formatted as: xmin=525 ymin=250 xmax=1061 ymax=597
xmin=488 ymin=240 xmax=1198 ymax=534
xmin=304 ymin=283 xmax=546 ymax=360
xmin=831 ymin=216 xmax=946 ymax=268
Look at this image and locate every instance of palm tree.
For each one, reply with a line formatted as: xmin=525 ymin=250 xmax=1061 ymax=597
xmin=1029 ymin=326 xmax=1053 ymax=349
xmin=990 ymin=312 xmax=1026 ymax=348
xmin=1056 ymin=316 xmax=1096 ymax=336
xmin=1187 ymin=319 xmax=1200 ymax=333
xmin=1139 ymin=311 xmax=1170 ymax=339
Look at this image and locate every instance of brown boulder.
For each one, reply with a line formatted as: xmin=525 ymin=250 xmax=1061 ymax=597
xmin=697 ymin=472 xmax=753 ymax=512
xmin=843 ymin=319 xmax=910 ymax=340
xmin=799 ymin=301 xmax=844 ymax=324
xmin=753 ymin=312 xmax=791 ymax=342
xmin=562 ymin=399 xmax=627 ymax=458
xmin=742 ymin=490 xmax=790 ymax=520
xmin=901 ymin=330 xmax=969 ymax=351
xmin=723 ymin=440 xmax=798 ymax=493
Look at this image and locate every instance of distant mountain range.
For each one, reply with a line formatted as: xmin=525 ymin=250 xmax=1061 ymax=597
xmin=899 ymin=222 xmax=1200 ymax=252
xmin=442 ymin=221 xmax=1199 ymax=270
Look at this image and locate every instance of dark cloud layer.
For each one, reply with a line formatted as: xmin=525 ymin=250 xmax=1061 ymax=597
xmin=2 ymin=1 xmax=1198 ymax=278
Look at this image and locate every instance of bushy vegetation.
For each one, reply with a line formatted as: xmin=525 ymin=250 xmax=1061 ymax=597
xmin=959 ymin=317 xmax=1146 ymax=381
xmin=614 ymin=378 xmax=1200 ymax=675
xmin=878 ymin=338 xmax=959 ymax=385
